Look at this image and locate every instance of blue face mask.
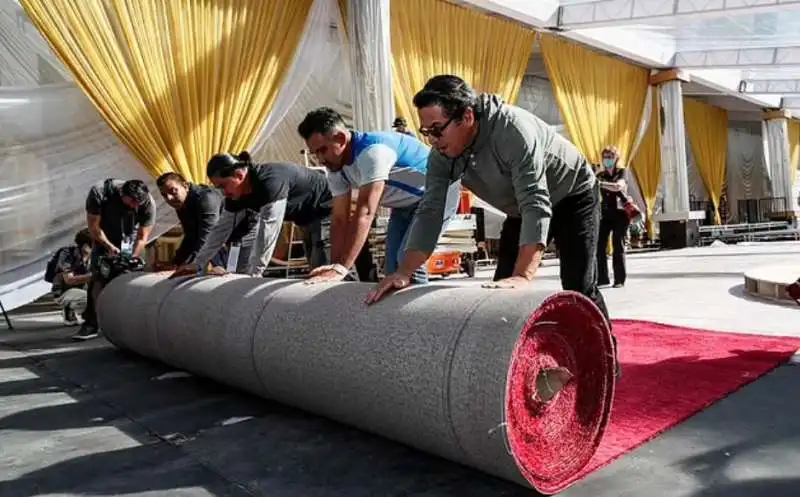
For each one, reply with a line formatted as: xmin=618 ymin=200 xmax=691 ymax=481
xmin=603 ymin=158 xmax=615 ymax=169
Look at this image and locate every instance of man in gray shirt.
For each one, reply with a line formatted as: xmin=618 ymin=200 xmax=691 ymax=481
xmin=365 ymin=75 xmax=610 ymax=329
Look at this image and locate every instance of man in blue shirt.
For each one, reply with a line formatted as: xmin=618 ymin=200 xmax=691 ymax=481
xmin=297 ymin=107 xmax=459 ymax=284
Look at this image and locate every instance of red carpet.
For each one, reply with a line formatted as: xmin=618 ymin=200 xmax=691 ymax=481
xmin=579 ymin=319 xmax=800 ymax=478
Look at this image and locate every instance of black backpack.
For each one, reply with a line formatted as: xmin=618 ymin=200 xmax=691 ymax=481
xmin=44 ymin=247 xmax=67 ymax=283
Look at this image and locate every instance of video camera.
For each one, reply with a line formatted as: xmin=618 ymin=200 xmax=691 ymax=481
xmin=96 ymin=253 xmax=146 ymax=285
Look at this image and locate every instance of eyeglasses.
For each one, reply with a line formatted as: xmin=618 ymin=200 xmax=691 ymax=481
xmin=419 ymin=117 xmax=455 ymax=138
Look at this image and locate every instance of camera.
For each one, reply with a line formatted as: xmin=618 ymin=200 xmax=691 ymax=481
xmin=96 ymin=253 xmax=146 ymax=285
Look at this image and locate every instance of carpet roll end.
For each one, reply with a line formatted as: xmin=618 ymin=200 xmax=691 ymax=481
xmin=505 ymin=291 xmax=615 ymax=495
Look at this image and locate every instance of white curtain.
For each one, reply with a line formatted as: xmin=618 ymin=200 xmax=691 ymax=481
xmin=794 ymin=169 xmax=800 ymax=214
xmin=659 ymin=81 xmax=690 ymax=214
xmin=249 ymin=0 xmax=342 ymax=159
xmin=516 ymin=75 xmax=563 ymax=125
xmin=253 ymin=0 xmax=351 ymax=165
xmin=726 ymin=125 xmax=768 ymax=223
xmin=762 ymin=118 xmax=793 ymax=203
xmin=347 ymin=0 xmax=393 ymax=131
xmin=0 ymin=83 xmax=178 ymax=310
xmin=686 ymin=139 xmax=708 ymax=202
xmin=0 ymin=0 xmax=71 ymax=86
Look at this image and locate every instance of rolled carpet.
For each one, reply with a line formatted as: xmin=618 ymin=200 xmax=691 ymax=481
xmin=97 ymin=273 xmax=615 ymax=494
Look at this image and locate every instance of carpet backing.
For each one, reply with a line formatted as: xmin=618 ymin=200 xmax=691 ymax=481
xmin=96 ymin=273 xmax=615 ymax=494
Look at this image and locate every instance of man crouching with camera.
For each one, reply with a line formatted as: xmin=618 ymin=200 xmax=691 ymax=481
xmin=76 ymin=178 xmax=155 ymax=341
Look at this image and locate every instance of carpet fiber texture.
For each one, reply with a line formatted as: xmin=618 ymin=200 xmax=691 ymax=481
xmin=96 ymin=273 xmax=616 ymax=494
xmin=578 ymin=319 xmax=800 ymax=478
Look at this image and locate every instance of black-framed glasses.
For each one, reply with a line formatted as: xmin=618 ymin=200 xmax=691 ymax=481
xmin=419 ymin=117 xmax=455 ymax=138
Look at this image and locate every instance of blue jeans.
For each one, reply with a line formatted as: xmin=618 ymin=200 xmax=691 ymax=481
xmin=385 ymin=204 xmax=428 ymax=284
xmin=385 ymin=192 xmax=459 ymax=284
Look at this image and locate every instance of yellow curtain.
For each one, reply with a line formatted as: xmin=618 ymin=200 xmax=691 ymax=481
xmin=337 ymin=0 xmax=348 ymax=30
xmin=539 ymin=34 xmax=649 ymax=166
xmin=20 ymin=0 xmax=313 ymax=183
xmin=789 ymin=119 xmax=800 ymax=190
xmin=683 ymin=98 xmax=728 ymax=225
xmin=631 ymin=89 xmax=661 ymax=237
xmin=390 ymin=0 xmax=536 ymax=134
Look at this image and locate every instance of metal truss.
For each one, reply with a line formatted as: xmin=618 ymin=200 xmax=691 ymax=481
xmin=673 ymin=46 xmax=800 ymax=70
xmin=739 ymin=78 xmax=800 ymax=94
xmin=781 ymin=96 xmax=800 ymax=108
xmin=555 ymin=0 xmax=800 ymax=30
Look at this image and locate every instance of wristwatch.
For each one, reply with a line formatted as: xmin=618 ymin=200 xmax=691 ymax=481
xmin=331 ymin=264 xmax=349 ymax=276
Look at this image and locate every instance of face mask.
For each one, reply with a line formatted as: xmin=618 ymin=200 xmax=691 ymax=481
xmin=603 ymin=158 xmax=615 ymax=169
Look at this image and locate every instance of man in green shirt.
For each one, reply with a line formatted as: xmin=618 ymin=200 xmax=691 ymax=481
xmin=365 ymin=75 xmax=610 ymax=327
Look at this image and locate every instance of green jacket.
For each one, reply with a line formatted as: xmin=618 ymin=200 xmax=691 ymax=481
xmin=405 ymin=93 xmax=596 ymax=254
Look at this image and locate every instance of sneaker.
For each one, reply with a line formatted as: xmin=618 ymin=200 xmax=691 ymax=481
xmin=613 ymin=282 xmax=624 ymax=288
xmin=72 ymin=324 xmax=100 ymax=341
xmin=63 ymin=307 xmax=80 ymax=326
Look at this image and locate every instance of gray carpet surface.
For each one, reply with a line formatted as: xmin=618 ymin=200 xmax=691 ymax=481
xmin=96 ymin=273 xmax=613 ymax=493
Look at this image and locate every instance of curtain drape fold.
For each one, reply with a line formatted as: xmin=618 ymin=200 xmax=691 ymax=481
xmin=630 ymin=88 xmax=661 ymax=235
xmin=253 ymin=1 xmax=352 ymax=164
xmin=250 ymin=0 xmax=341 ymax=159
xmin=390 ymin=0 xmax=535 ymax=134
xmin=789 ymin=119 xmax=800 ymax=192
xmin=20 ymin=0 xmax=313 ymax=182
xmin=683 ymin=98 xmax=728 ymax=224
xmin=348 ymin=0 xmax=394 ymax=131
xmin=539 ymin=34 xmax=649 ymax=166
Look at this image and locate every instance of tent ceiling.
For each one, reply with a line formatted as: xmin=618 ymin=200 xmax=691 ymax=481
xmin=543 ymin=0 xmax=800 ymax=115
xmin=555 ymin=0 xmax=800 ymax=30
xmin=451 ymin=0 xmax=800 ymax=114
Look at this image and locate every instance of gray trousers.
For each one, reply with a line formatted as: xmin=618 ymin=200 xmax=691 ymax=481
xmin=56 ymin=288 xmax=88 ymax=316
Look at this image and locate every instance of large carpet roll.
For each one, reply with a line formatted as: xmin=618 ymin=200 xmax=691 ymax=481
xmin=97 ymin=273 xmax=615 ymax=494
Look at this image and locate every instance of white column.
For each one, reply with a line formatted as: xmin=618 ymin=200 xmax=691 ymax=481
xmin=762 ymin=114 xmax=793 ymax=213
xmin=658 ymin=79 xmax=691 ymax=215
xmin=346 ymin=0 xmax=393 ymax=131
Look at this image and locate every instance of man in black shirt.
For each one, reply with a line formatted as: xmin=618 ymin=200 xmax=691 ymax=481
xmin=77 ymin=179 xmax=156 ymax=340
xmin=154 ymin=172 xmax=258 ymax=272
xmin=172 ymin=152 xmax=341 ymax=277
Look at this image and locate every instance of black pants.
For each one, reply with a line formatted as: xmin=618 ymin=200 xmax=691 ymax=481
xmin=493 ymin=186 xmax=610 ymax=323
xmin=597 ymin=209 xmax=629 ymax=286
xmin=81 ymin=276 xmax=104 ymax=328
xmin=82 ymin=249 xmax=107 ymax=329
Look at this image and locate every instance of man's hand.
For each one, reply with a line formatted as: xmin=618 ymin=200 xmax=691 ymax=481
xmin=206 ymin=266 xmax=227 ymax=276
xmin=107 ymin=245 xmax=120 ymax=256
xmin=365 ymin=273 xmax=411 ymax=305
xmin=481 ymin=276 xmax=531 ymax=289
xmin=308 ymin=264 xmax=335 ymax=277
xmin=170 ymin=263 xmax=200 ymax=279
xmin=150 ymin=261 xmax=176 ymax=273
xmin=305 ymin=268 xmax=346 ymax=285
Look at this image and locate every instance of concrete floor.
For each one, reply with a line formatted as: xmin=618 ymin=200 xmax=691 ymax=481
xmin=1 ymin=241 xmax=799 ymax=496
